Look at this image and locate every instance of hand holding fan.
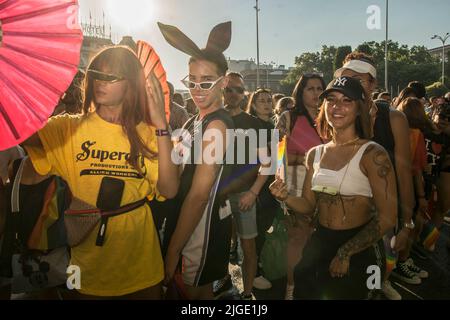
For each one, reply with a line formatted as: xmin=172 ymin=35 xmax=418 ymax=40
xmin=136 ymin=40 xmax=170 ymax=124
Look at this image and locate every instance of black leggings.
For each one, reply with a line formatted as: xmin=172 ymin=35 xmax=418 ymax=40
xmin=294 ymin=222 xmax=385 ymax=300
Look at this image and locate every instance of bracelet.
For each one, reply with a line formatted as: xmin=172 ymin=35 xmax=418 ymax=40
xmin=336 ymin=248 xmax=350 ymax=261
xmin=248 ymin=189 xmax=258 ymax=197
xmin=155 ymin=129 xmax=170 ymax=136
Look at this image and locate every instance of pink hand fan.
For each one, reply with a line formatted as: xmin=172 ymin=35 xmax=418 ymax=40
xmin=0 ymin=0 xmax=83 ymax=150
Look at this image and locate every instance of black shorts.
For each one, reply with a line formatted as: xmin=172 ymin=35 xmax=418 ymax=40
xmin=294 ymin=221 xmax=385 ymax=300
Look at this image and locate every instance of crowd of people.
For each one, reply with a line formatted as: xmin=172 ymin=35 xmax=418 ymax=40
xmin=0 ymin=21 xmax=449 ymax=300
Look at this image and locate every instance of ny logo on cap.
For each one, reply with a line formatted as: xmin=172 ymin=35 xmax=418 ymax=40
xmin=334 ymin=77 xmax=348 ymax=87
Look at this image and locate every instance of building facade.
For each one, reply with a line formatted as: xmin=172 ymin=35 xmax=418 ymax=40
xmin=428 ymin=44 xmax=450 ymax=62
xmin=227 ymin=58 xmax=290 ymax=93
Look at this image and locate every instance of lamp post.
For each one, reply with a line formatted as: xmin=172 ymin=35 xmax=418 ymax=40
xmin=431 ymin=32 xmax=450 ymax=86
xmin=385 ymin=0 xmax=388 ymax=91
xmin=254 ymin=0 xmax=260 ymax=89
xmin=263 ymin=61 xmax=269 ymax=88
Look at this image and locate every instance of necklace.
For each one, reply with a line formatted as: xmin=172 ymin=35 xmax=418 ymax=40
xmin=337 ymin=142 xmax=359 ymax=224
xmin=334 ymin=137 xmax=360 ymax=147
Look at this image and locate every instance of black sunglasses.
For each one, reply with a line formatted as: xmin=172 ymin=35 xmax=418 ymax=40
xmin=225 ymin=86 xmax=245 ymax=94
xmin=87 ymin=69 xmax=125 ymax=83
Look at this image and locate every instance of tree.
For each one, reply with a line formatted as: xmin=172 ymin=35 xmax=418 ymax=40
xmin=333 ymin=46 xmax=352 ymax=72
xmin=356 ymin=43 xmax=373 ymax=56
xmin=283 ymin=40 xmax=442 ymax=95
xmin=281 ymin=51 xmax=321 ymax=94
xmin=319 ymin=45 xmax=337 ymax=83
xmin=426 ymin=81 xmax=449 ymax=97
xmin=409 ymin=46 xmax=435 ymax=64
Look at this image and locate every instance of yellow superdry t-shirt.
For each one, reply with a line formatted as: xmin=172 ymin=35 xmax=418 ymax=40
xmin=25 ymin=112 xmax=164 ymax=296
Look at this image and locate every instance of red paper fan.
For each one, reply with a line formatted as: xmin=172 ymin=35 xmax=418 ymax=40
xmin=0 ymin=0 xmax=83 ymax=150
xmin=136 ymin=40 xmax=170 ymax=123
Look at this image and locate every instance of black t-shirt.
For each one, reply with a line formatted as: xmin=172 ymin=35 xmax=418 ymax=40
xmin=227 ymin=112 xmax=264 ymax=193
xmin=423 ymin=128 xmax=449 ymax=178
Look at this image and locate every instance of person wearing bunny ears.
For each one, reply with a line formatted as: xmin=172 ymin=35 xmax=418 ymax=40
xmin=158 ymin=21 xmax=236 ymax=299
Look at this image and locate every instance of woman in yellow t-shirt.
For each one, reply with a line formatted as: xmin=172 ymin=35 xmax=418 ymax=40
xmin=23 ymin=46 xmax=179 ymax=299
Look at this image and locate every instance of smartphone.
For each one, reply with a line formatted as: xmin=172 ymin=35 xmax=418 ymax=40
xmin=95 ymin=177 xmax=125 ymax=246
xmin=96 ymin=177 xmax=125 ymax=210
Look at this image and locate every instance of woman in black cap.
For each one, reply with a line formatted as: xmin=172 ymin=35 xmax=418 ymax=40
xmin=270 ymin=76 xmax=398 ymax=299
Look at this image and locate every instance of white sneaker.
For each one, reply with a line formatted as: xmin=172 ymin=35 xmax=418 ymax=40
xmin=285 ymin=284 xmax=294 ymax=300
xmin=382 ymin=280 xmax=401 ymax=300
xmin=253 ymin=276 xmax=272 ymax=290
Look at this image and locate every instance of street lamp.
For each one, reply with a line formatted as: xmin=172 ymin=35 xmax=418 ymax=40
xmin=263 ymin=61 xmax=269 ymax=88
xmin=431 ymin=32 xmax=450 ymax=85
xmin=385 ymin=0 xmax=388 ymax=91
xmin=254 ymin=0 xmax=260 ymax=89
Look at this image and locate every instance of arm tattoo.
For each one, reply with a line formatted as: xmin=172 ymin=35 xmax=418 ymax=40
xmin=364 ymin=145 xmax=392 ymax=200
xmin=276 ymin=113 xmax=288 ymax=138
xmin=337 ymin=215 xmax=382 ymax=261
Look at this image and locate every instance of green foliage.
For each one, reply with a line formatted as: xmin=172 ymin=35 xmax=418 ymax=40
xmin=426 ymin=81 xmax=449 ymax=97
xmin=284 ymin=40 xmax=443 ymax=95
xmin=333 ymin=46 xmax=353 ymax=73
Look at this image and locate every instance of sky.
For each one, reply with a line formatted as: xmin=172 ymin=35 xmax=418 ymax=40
xmin=78 ymin=0 xmax=450 ymax=89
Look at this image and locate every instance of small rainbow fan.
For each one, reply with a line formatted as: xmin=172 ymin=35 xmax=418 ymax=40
xmin=277 ymin=136 xmax=287 ymax=182
xmin=383 ymin=231 xmax=398 ymax=274
xmin=136 ymin=40 xmax=170 ymax=123
xmin=420 ymin=221 xmax=440 ymax=251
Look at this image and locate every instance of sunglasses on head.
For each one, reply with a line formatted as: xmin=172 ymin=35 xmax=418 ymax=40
xmin=303 ymin=72 xmax=323 ymax=78
xmin=181 ymin=75 xmax=223 ymax=91
xmin=256 ymin=98 xmax=273 ymax=104
xmin=225 ymin=86 xmax=245 ymax=94
xmin=87 ymin=69 xmax=126 ymax=83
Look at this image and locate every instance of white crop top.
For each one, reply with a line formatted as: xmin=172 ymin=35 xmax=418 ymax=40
xmin=311 ymin=142 xmax=375 ymax=197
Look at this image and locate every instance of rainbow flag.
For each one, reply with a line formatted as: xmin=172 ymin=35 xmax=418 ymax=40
xmin=383 ymin=232 xmax=398 ymax=274
xmin=420 ymin=221 xmax=440 ymax=251
xmin=277 ymin=136 xmax=287 ymax=182
xmin=386 ymin=253 xmax=397 ymax=274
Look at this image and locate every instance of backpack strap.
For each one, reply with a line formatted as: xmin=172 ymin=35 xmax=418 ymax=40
xmin=11 ymin=156 xmax=28 ymax=214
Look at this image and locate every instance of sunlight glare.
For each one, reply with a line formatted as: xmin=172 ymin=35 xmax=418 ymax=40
xmin=106 ymin=0 xmax=155 ymax=34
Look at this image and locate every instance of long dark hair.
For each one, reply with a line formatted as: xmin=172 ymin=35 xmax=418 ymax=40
xmin=82 ymin=46 xmax=156 ymax=173
xmin=316 ymin=96 xmax=372 ymax=140
xmin=246 ymin=88 xmax=273 ymax=118
xmin=397 ymin=97 xmax=433 ymax=132
xmin=290 ymin=74 xmax=326 ymax=131
xmin=394 ymin=87 xmax=416 ymax=108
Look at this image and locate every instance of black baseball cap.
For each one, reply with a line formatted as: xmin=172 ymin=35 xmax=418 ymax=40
xmin=320 ymin=76 xmax=365 ymax=101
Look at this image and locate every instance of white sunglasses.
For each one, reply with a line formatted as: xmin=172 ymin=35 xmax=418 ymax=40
xmin=181 ymin=76 xmax=223 ymax=91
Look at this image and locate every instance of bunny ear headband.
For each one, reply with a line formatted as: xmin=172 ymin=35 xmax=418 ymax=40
xmin=157 ymin=21 xmax=231 ymax=57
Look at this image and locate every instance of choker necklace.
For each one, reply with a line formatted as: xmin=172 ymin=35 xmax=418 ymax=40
xmin=334 ymin=137 xmax=360 ymax=147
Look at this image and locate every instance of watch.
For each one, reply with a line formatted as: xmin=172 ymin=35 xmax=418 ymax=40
xmin=404 ymin=220 xmax=415 ymax=230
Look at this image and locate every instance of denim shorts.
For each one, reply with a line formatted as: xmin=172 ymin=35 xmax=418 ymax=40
xmin=229 ymin=192 xmax=258 ymax=240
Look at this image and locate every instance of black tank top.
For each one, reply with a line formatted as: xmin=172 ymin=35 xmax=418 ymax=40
xmin=177 ymin=108 xmax=235 ymax=203
xmin=373 ymin=100 xmax=395 ymax=166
